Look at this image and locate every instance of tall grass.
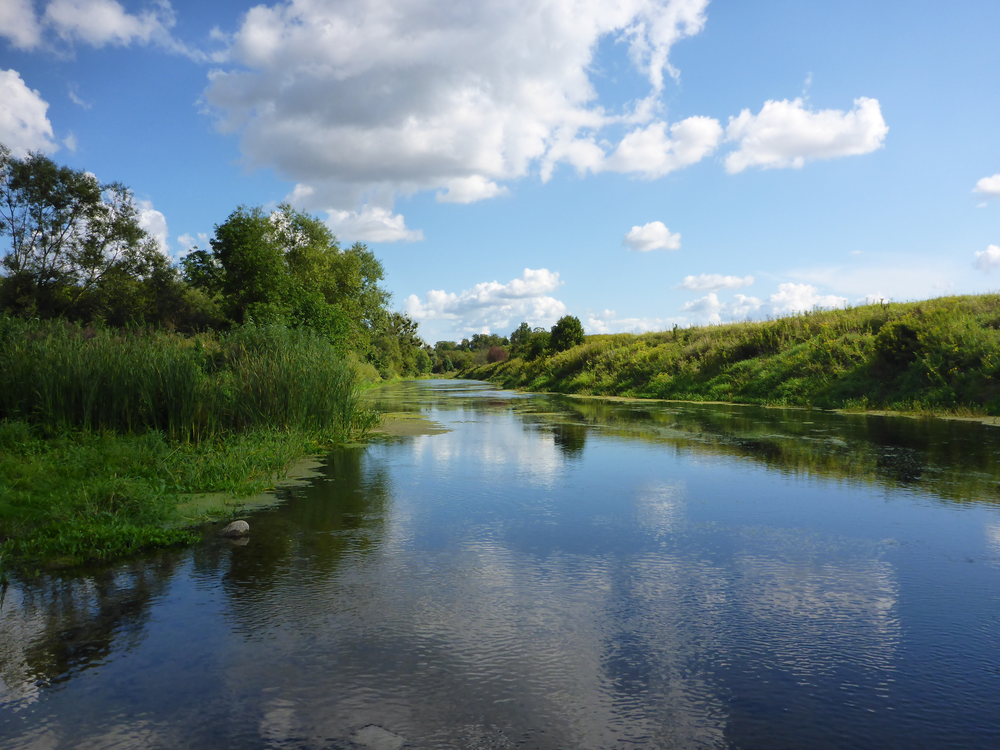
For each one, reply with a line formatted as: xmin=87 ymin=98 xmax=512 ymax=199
xmin=0 ymin=317 xmax=381 ymax=572
xmin=464 ymin=294 xmax=1000 ymax=415
xmin=0 ymin=317 xmax=378 ymax=441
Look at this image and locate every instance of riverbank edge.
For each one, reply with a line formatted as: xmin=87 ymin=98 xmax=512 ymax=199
xmin=456 ymin=294 xmax=1000 ymax=416
xmin=0 ymin=404 xmax=456 ymax=579
xmin=459 ymin=376 xmax=1000 ymax=427
xmin=552 ymin=391 xmax=1000 ymax=427
xmin=0 ymin=429 xmax=348 ymax=578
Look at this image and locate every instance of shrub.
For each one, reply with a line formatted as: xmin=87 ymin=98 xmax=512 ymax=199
xmin=487 ymin=345 xmax=508 ymax=363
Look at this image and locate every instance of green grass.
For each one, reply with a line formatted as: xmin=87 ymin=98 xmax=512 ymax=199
xmin=0 ymin=420 xmax=344 ymax=574
xmin=0 ymin=317 xmax=379 ymax=441
xmin=463 ymin=294 xmax=1000 ymax=415
xmin=0 ymin=316 xmax=383 ymax=575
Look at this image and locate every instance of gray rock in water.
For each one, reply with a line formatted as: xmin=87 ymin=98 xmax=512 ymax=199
xmin=351 ymin=725 xmax=406 ymax=750
xmin=219 ymin=520 xmax=250 ymax=538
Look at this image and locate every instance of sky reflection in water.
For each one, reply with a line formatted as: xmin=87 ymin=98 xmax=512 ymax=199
xmin=2 ymin=380 xmax=1000 ymax=749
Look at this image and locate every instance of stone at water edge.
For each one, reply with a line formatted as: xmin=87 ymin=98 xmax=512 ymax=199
xmin=351 ymin=725 xmax=406 ymax=750
xmin=219 ymin=520 xmax=250 ymax=538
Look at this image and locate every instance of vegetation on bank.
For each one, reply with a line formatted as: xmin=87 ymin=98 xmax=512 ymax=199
xmin=462 ymin=295 xmax=1000 ymax=415
xmin=0 ymin=144 xmax=429 ymax=379
xmin=0 ymin=145 xmax=411 ymax=574
xmin=427 ymin=315 xmax=586 ymax=372
xmin=0 ymin=317 xmax=380 ymax=573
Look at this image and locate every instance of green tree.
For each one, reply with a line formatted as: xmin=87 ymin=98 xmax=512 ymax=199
xmin=0 ymin=145 xmax=161 ymax=320
xmin=188 ymin=204 xmax=393 ymax=354
xmin=550 ymin=315 xmax=585 ymax=352
xmin=509 ymin=321 xmax=532 ymax=357
xmin=526 ymin=327 xmax=551 ymax=360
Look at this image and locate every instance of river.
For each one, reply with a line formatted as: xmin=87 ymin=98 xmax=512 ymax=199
xmin=2 ymin=379 xmax=999 ymax=749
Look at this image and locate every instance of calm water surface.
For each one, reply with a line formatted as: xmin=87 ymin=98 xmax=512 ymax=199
xmin=3 ymin=380 xmax=1000 ymax=749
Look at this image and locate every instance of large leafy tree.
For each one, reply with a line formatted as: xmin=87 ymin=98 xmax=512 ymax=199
xmin=187 ymin=203 xmax=397 ymax=355
xmin=550 ymin=315 xmax=585 ymax=352
xmin=0 ymin=145 xmax=163 ymax=319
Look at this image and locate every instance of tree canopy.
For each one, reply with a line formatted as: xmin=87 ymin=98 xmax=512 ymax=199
xmin=0 ymin=144 xmax=429 ymax=378
xmin=0 ymin=145 xmax=171 ymax=322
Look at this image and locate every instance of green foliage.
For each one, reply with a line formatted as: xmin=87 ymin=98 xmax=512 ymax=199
xmin=0 ymin=316 xmax=378 ymax=442
xmin=0 ymin=420 xmax=336 ymax=570
xmin=462 ymin=295 xmax=1000 ymax=415
xmin=550 ymin=315 xmax=585 ymax=352
xmin=0 ymin=145 xmax=227 ymax=332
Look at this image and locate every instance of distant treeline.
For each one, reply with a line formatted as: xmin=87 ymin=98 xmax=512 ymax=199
xmin=462 ymin=295 xmax=1000 ymax=415
xmin=429 ymin=316 xmax=585 ymax=372
xmin=0 ymin=144 xmax=427 ymax=380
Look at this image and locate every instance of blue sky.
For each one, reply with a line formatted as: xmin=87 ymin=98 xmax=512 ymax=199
xmin=1 ymin=0 xmax=998 ymax=344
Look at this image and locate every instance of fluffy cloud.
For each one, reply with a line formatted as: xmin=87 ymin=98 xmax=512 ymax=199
xmin=403 ymin=268 xmax=566 ymax=333
xmin=724 ymin=97 xmax=888 ymax=174
xmin=554 ymin=116 xmax=722 ymax=180
xmin=436 ymin=176 xmax=509 ymax=204
xmin=768 ymin=283 xmax=846 ymax=314
xmin=44 ymin=0 xmax=173 ymax=47
xmin=0 ymin=0 xmax=42 ymax=49
xmin=974 ymin=174 xmax=1000 ymax=198
xmin=974 ymin=245 xmax=1000 ymax=272
xmin=730 ymin=293 xmax=763 ymax=318
xmin=0 ymin=69 xmax=58 ymax=155
xmin=679 ymin=292 xmax=761 ymax=324
xmin=326 ymin=206 xmax=424 ymax=244
xmin=2 ymin=0 xmax=202 ymax=58
xmin=586 ymin=309 xmax=686 ymax=334
xmin=136 ymin=199 xmax=169 ymax=254
xmin=676 ymin=273 xmax=753 ymax=291
xmin=681 ymin=292 xmax=724 ymax=323
xmin=623 ymin=221 xmax=681 ymax=251
xmin=205 ymin=0 xmax=715 ymax=240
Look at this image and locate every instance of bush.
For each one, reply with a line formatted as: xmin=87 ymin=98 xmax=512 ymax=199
xmin=487 ymin=345 xmax=508 ymax=363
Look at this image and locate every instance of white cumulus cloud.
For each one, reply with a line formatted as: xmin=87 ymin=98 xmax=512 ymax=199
xmin=724 ymin=97 xmax=888 ymax=174
xmin=326 ymin=205 xmax=424 ymax=244
xmin=730 ymin=293 xmax=762 ymax=318
xmin=0 ymin=0 xmax=42 ymax=49
xmin=2 ymin=0 xmax=204 ymax=58
xmin=974 ymin=174 xmax=1000 ymax=198
xmin=136 ymin=199 xmax=169 ymax=254
xmin=676 ymin=273 xmax=753 ymax=291
xmin=205 ymin=0 xmax=716 ymax=240
xmin=680 ymin=292 xmax=762 ymax=324
xmin=586 ymin=309 xmax=686 ymax=334
xmin=623 ymin=221 xmax=681 ymax=252
xmin=681 ymin=292 xmax=724 ymax=323
xmin=581 ymin=116 xmax=723 ymax=179
xmin=44 ymin=0 xmax=173 ymax=47
xmin=436 ymin=176 xmax=509 ymax=204
xmin=974 ymin=245 xmax=1000 ymax=272
xmin=404 ymin=268 xmax=566 ymax=334
xmin=768 ymin=283 xmax=847 ymax=314
xmin=0 ymin=69 xmax=58 ymax=155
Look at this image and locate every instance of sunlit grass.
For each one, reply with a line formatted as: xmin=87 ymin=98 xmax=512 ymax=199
xmin=465 ymin=294 xmax=1000 ymax=415
xmin=0 ymin=317 xmax=382 ymax=573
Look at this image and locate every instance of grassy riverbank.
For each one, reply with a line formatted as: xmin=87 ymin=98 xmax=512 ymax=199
xmin=0 ymin=317 xmax=379 ymax=574
xmin=462 ymin=294 xmax=1000 ymax=415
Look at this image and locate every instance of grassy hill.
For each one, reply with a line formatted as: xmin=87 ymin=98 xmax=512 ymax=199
xmin=462 ymin=294 xmax=1000 ymax=415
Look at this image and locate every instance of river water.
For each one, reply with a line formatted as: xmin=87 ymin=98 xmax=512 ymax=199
xmin=2 ymin=380 xmax=1000 ymax=749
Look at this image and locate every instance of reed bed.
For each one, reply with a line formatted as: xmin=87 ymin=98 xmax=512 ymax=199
xmin=0 ymin=317 xmax=377 ymax=441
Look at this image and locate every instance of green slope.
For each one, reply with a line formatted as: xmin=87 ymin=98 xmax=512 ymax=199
xmin=463 ymin=295 xmax=1000 ymax=415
